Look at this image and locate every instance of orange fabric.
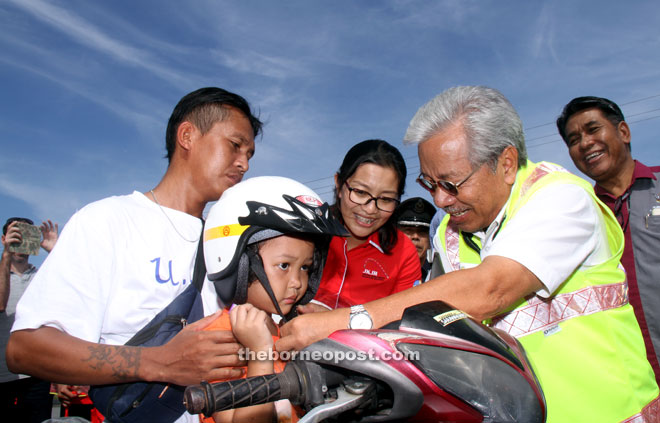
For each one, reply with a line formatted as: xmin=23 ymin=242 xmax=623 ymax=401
xmin=49 ymin=384 xmax=105 ymax=422
xmin=199 ymin=310 xmax=296 ymax=423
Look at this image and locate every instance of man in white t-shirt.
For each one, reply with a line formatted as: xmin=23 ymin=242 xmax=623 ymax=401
xmin=6 ymin=87 xmax=262 ymax=422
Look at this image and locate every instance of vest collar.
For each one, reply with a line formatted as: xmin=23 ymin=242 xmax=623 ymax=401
xmin=472 ymin=167 xmax=521 ymax=246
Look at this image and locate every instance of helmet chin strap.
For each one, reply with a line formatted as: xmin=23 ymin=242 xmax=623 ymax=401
xmin=246 ymin=248 xmax=288 ymax=323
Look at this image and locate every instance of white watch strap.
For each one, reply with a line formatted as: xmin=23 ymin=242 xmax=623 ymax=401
xmin=351 ymin=304 xmax=366 ymax=313
xmin=349 ymin=304 xmax=373 ymax=329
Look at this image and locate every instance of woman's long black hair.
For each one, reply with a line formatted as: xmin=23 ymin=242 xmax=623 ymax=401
xmin=332 ymin=139 xmax=407 ymax=254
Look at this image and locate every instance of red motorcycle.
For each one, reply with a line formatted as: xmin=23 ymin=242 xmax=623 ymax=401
xmin=184 ymin=301 xmax=546 ymax=422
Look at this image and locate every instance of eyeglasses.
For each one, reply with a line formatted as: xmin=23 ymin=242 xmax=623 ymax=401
xmin=416 ymin=164 xmax=482 ymax=196
xmin=344 ymin=182 xmax=400 ymax=212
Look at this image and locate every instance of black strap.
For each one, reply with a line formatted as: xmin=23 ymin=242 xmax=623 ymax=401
xmin=461 ymin=214 xmax=507 ymax=255
xmin=462 ymin=232 xmax=482 ymax=254
xmin=246 ymin=248 xmax=287 ymax=322
xmin=492 ymin=214 xmax=506 ymax=241
xmin=191 ymin=226 xmax=206 ymax=292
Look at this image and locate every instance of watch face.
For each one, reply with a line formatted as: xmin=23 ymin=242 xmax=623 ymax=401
xmin=350 ymin=313 xmax=373 ymax=330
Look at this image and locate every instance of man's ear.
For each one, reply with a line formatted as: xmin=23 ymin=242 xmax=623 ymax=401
xmin=617 ymin=121 xmax=632 ymax=146
xmin=176 ymin=121 xmax=195 ymax=152
xmin=499 ymin=145 xmax=519 ymax=185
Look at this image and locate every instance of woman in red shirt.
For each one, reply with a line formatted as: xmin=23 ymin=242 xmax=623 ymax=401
xmin=310 ymin=139 xmax=421 ymax=310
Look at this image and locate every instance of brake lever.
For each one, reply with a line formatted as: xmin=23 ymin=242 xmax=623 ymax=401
xmin=298 ymin=379 xmax=375 ymax=423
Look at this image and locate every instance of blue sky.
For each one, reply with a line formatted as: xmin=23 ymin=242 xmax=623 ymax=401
xmin=2 ymin=0 xmax=660 ymax=266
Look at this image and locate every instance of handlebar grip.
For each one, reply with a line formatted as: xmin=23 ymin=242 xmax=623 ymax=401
xmin=184 ymin=374 xmax=283 ymax=416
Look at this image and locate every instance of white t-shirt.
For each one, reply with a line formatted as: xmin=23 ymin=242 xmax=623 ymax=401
xmin=434 ymin=182 xmax=612 ymax=297
xmin=12 ymin=191 xmax=221 ymax=423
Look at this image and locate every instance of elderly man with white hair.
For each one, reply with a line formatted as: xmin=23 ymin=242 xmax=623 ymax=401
xmin=277 ymin=86 xmax=659 ymax=422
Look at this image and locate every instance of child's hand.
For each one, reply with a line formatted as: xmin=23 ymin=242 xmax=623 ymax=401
xmin=230 ymin=304 xmax=274 ymax=353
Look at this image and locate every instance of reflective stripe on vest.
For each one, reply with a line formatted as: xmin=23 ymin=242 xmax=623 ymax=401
xmin=445 ymin=224 xmax=461 ymax=271
xmin=491 ymin=281 xmax=629 ymax=337
xmin=622 ymin=394 xmax=660 ymax=423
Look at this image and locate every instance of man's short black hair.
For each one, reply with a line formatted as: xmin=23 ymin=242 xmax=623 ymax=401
xmin=556 ymin=96 xmax=625 ymax=144
xmin=3 ymin=217 xmax=34 ymax=235
xmin=165 ymin=87 xmax=263 ymax=162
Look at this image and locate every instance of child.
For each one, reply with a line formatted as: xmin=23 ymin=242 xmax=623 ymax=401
xmin=200 ymin=176 xmax=347 ymax=423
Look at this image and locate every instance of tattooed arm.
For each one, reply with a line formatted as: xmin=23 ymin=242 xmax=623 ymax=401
xmin=6 ymin=312 xmax=244 ymax=386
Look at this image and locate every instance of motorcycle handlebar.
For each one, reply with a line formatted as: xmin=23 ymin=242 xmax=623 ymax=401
xmin=184 ymin=361 xmax=310 ymax=416
xmin=184 ymin=374 xmax=282 ymax=416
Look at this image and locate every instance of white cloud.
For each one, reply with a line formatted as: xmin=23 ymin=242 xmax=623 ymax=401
xmin=391 ymin=0 xmax=476 ymax=31
xmin=211 ymin=49 xmax=313 ymax=80
xmin=0 ymin=175 xmax=84 ymax=224
xmin=6 ymin=0 xmax=188 ymax=86
xmin=530 ymin=3 xmax=559 ymax=62
xmin=0 ymin=52 xmax=163 ymax=140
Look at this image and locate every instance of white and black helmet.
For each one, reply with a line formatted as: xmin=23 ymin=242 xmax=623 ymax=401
xmin=204 ymin=176 xmax=347 ymax=318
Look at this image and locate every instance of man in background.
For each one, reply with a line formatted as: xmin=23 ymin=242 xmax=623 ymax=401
xmin=395 ymin=197 xmax=436 ymax=282
xmin=557 ymin=96 xmax=660 ymax=383
xmin=1 ymin=217 xmax=58 ymax=422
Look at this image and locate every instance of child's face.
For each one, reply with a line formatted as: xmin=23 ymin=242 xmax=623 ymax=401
xmin=247 ymin=235 xmax=315 ymax=316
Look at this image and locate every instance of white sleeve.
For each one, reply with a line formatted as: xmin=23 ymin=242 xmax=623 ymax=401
xmin=12 ymin=203 xmax=116 ymax=342
xmin=483 ymin=183 xmax=609 ymax=297
xmin=201 ymin=275 xmax=223 ymax=314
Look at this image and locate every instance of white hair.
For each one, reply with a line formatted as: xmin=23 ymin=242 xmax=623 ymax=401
xmin=403 ymin=86 xmax=527 ymax=169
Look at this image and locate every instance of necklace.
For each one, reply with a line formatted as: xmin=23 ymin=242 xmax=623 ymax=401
xmin=150 ymin=190 xmax=199 ymax=243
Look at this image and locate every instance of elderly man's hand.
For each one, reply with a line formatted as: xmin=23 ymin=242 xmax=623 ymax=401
xmin=276 ymin=308 xmax=349 ymax=352
xmin=296 ymin=302 xmax=331 ymax=314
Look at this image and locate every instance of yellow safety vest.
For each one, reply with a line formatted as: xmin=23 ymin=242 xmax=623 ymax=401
xmin=437 ymin=160 xmax=659 ymax=423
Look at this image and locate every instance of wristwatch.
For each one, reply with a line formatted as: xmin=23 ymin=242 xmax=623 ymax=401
xmin=348 ymin=304 xmax=373 ymax=330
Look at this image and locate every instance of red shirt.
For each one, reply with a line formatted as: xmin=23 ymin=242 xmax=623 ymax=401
xmin=313 ymin=230 xmax=421 ymax=309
